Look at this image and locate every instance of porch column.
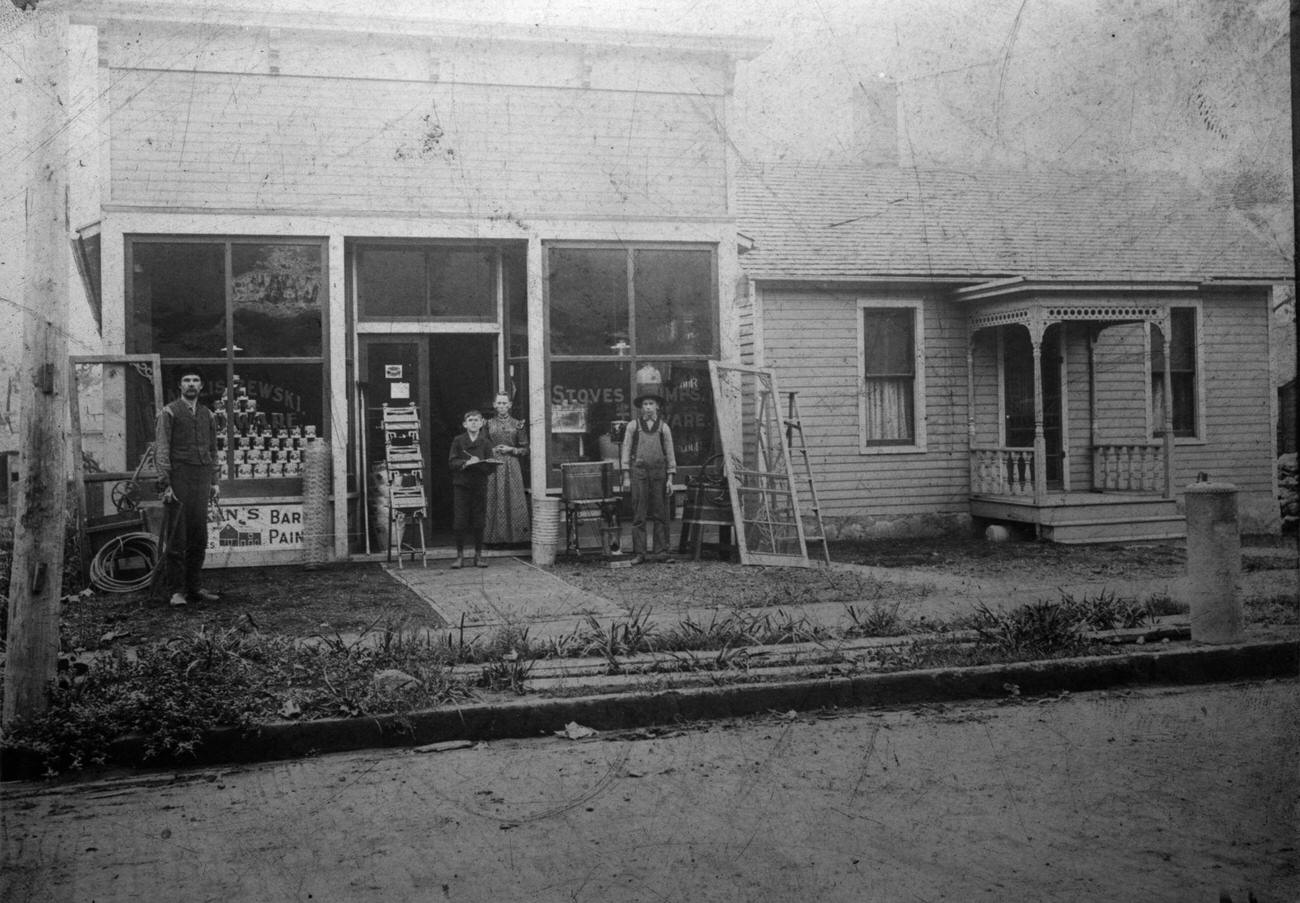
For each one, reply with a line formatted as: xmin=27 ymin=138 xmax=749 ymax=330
xmin=1030 ymin=332 xmax=1046 ymax=507
xmin=1088 ymin=327 xmax=1098 ymax=489
xmin=966 ymin=335 xmax=978 ymax=495
xmin=965 ymin=336 xmax=976 ymax=444
xmin=1160 ymin=328 xmax=1175 ymax=498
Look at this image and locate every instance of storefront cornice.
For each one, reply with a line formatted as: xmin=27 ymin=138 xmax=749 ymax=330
xmin=70 ymin=1 xmax=770 ymax=60
xmin=100 ymin=207 xmax=740 ymax=240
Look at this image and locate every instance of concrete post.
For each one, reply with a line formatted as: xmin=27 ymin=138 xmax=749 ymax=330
xmin=1183 ymin=481 xmax=1242 ymax=644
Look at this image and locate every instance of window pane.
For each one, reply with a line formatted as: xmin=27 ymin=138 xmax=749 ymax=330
xmin=548 ymin=248 xmax=628 ymax=355
xmin=548 ymin=360 xmax=631 ymax=480
xmin=231 ymin=243 xmax=323 ymax=357
xmin=648 ymin=360 xmax=716 ymax=469
xmin=129 ymin=242 xmax=225 ymax=356
xmin=505 ymin=247 xmax=528 ymax=358
xmin=862 ymin=309 xmax=914 ymax=376
xmin=1170 ymin=309 xmax=1195 ymax=372
xmin=864 ymin=378 xmax=914 ymax=443
xmin=428 ymin=247 xmax=495 ymax=319
xmin=634 ymin=250 xmax=714 ymax=355
xmin=204 ymin=364 xmax=327 ymax=479
xmin=1151 ymin=308 xmax=1196 ymax=436
xmin=358 ymin=246 xmax=426 ymax=317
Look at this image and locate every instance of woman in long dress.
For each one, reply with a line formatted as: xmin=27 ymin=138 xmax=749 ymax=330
xmin=483 ymin=392 xmax=531 ymax=545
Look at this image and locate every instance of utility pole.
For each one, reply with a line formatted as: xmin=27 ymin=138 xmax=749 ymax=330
xmin=4 ymin=0 xmax=71 ymax=724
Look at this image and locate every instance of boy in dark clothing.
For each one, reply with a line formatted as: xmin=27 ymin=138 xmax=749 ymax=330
xmin=448 ymin=409 xmax=496 ymax=569
xmin=620 ymin=391 xmax=677 ymax=564
xmin=155 ymin=368 xmax=221 ymax=606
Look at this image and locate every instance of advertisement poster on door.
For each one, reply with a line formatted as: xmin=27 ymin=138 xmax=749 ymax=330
xmin=207 ymin=503 xmax=305 ymax=553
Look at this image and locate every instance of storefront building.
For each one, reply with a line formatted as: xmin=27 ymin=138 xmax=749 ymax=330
xmin=74 ymin=2 xmax=764 ymax=563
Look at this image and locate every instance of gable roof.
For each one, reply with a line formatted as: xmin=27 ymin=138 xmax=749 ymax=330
xmin=736 ymin=163 xmax=1293 ymax=284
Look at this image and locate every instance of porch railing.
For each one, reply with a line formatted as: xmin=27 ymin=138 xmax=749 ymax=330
xmin=970 ymin=445 xmax=1036 ymax=497
xmin=1092 ymin=443 xmax=1166 ymax=494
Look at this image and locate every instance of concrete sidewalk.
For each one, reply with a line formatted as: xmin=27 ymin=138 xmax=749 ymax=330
xmin=385 ymin=557 xmax=626 ymax=637
xmin=378 ymin=546 xmax=1280 ymax=641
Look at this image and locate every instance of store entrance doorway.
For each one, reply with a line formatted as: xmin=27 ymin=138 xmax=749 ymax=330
xmin=359 ymin=334 xmax=497 ymax=550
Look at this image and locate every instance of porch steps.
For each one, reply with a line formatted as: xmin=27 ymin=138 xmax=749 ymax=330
xmin=972 ymin=494 xmax=1185 ymax=545
xmin=1043 ymin=515 xmax=1186 ymax=545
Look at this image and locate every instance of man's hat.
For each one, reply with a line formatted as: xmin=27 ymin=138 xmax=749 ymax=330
xmin=633 ymin=365 xmax=664 ymax=409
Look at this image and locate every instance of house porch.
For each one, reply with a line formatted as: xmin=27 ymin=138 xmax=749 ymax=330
xmin=962 ymin=280 xmax=1190 ymax=544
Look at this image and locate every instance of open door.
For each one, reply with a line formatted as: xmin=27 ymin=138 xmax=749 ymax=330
xmin=359 ymin=335 xmax=496 ymax=549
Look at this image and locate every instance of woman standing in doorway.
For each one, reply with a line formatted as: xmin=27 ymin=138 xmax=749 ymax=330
xmin=484 ymin=392 xmax=530 ymax=545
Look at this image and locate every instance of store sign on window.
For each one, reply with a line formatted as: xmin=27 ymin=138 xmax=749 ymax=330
xmin=208 ymin=503 xmax=305 ymax=551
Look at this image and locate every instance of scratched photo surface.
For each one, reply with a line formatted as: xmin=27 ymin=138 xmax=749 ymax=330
xmin=0 ymin=1 xmax=1293 ymax=901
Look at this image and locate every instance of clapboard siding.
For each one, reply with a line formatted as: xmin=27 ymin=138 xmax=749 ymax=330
xmin=1062 ymin=322 xmax=1096 ymax=489
xmin=1182 ymin=291 xmax=1275 ymax=498
xmin=109 ymin=68 xmax=729 ymax=218
xmin=1092 ymin=323 xmax=1148 ymax=442
xmin=970 ymin=327 xmax=1000 ymax=442
xmin=758 ymin=287 xmax=970 ymax=520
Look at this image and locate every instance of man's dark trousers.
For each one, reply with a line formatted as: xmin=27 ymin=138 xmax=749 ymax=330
xmin=168 ymin=462 xmax=212 ymax=599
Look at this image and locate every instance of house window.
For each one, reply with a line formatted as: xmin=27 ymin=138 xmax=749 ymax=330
xmin=1151 ymin=307 xmax=1198 ymax=438
xmin=858 ymin=302 xmax=924 ymax=450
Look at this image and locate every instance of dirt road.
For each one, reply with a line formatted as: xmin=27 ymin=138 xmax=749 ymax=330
xmin=3 ymin=680 xmax=1296 ymax=902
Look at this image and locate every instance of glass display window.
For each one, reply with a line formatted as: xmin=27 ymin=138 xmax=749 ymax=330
xmin=634 ymin=249 xmax=715 ymax=356
xmin=547 ymin=247 xmax=628 ymax=355
xmin=128 ymin=235 xmax=328 ymax=494
xmin=231 ymin=244 xmax=323 ymax=356
xmin=127 ymin=241 xmax=226 ymax=356
xmin=549 ymin=360 xmax=632 ymax=468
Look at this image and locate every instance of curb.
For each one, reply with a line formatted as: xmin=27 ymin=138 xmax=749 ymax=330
xmin=47 ymin=637 xmax=1293 ymax=778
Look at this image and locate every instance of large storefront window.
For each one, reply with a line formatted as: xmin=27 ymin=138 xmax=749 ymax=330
xmin=540 ymin=244 xmax=718 ymax=485
xmin=128 ymin=237 xmax=327 ymax=487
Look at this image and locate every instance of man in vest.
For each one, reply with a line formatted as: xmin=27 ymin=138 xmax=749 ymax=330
xmin=620 ymin=387 xmax=677 ymax=564
xmin=155 ymin=367 xmax=221 ymax=606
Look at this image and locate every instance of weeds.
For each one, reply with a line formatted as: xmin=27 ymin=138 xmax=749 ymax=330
xmin=1057 ymin=589 xmax=1153 ymax=631
xmin=844 ymin=600 xmax=906 ymax=637
xmin=478 ymin=654 xmax=535 ymax=694
xmin=969 ymin=600 xmax=1092 ymax=657
xmin=1 ymin=623 xmax=476 ymax=775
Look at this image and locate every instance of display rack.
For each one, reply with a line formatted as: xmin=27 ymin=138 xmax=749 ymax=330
xmin=381 ymin=404 xmax=427 ymax=567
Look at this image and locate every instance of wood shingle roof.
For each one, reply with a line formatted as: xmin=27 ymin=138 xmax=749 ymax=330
xmin=736 ymin=163 xmax=1292 ymax=284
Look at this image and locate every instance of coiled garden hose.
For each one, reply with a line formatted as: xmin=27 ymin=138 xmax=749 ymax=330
xmin=88 ymin=532 xmax=161 ymax=593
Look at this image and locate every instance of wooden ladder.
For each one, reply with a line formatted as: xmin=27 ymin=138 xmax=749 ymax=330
xmin=784 ymin=392 xmax=831 ymax=565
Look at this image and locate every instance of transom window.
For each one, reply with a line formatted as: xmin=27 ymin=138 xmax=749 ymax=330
xmin=356 ymin=243 xmax=499 ymax=320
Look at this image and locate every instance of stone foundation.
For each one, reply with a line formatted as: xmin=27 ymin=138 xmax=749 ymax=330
xmin=816 ymin=511 xmax=973 ymax=542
